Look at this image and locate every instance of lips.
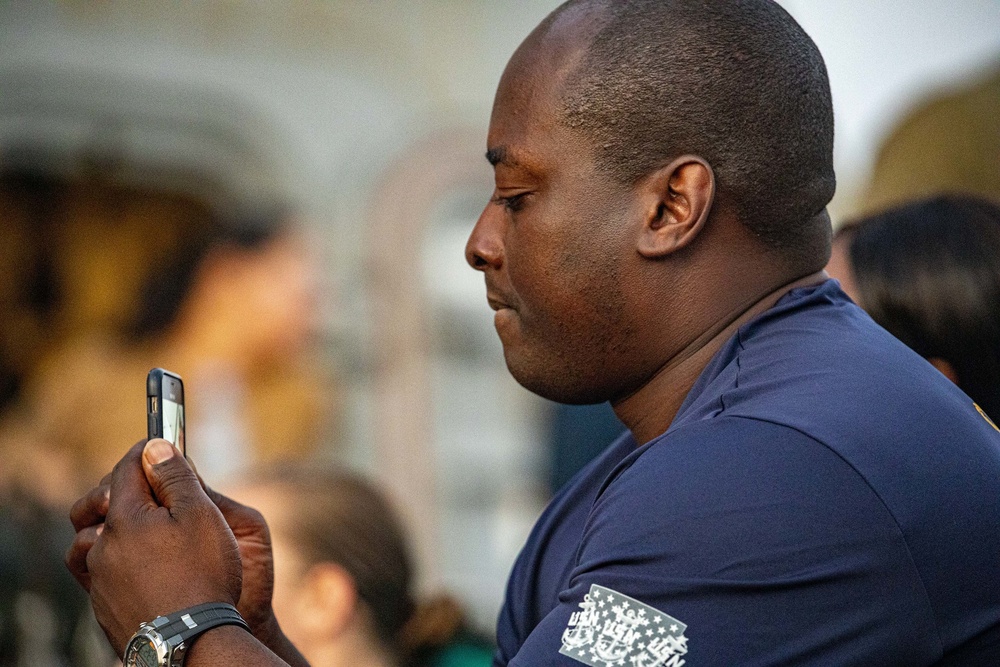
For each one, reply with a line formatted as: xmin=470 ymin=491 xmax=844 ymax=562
xmin=485 ymin=276 xmax=515 ymax=311
xmin=487 ymin=293 xmax=513 ymax=311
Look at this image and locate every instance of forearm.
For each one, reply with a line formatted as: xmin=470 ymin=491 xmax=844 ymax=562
xmin=185 ymin=625 xmax=307 ymax=666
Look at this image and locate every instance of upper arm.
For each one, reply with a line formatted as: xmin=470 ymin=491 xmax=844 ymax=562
xmin=508 ymin=418 xmax=938 ymax=666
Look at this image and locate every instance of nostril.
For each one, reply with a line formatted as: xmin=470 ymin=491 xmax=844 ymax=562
xmin=465 ymin=224 xmax=503 ymax=271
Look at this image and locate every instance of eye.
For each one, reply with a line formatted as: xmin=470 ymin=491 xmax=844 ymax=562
xmin=490 ymin=192 xmax=531 ymax=213
xmin=491 ymin=192 xmax=530 ymax=213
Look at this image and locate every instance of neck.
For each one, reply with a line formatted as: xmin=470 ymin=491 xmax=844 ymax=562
xmin=300 ymin=634 xmax=397 ymax=667
xmin=613 ymin=270 xmax=827 ymax=444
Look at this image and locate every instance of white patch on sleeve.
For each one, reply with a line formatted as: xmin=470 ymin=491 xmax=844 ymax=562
xmin=559 ymin=584 xmax=688 ymax=667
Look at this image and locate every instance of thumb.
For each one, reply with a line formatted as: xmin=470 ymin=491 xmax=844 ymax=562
xmin=142 ymin=439 xmax=202 ymax=510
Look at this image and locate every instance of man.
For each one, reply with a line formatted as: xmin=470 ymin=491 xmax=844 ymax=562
xmin=67 ymin=1 xmax=1000 ymax=665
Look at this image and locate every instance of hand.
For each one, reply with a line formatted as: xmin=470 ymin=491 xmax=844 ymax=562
xmin=68 ymin=439 xmax=243 ymax=656
xmin=198 ymin=485 xmax=308 ymax=666
xmin=66 ymin=472 xmax=111 ymax=594
xmin=201 ymin=484 xmax=277 ymax=638
xmin=67 ymin=450 xmax=274 ymax=630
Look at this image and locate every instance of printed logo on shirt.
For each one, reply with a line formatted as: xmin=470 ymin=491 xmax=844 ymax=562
xmin=559 ymin=583 xmax=688 ymax=667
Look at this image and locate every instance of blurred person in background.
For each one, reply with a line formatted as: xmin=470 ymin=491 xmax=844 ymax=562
xmin=0 ymin=176 xmax=119 ymax=667
xmin=0 ymin=172 xmax=62 ymax=421
xmin=828 ymin=195 xmax=1000 ymax=422
xmin=227 ymin=464 xmax=494 ymax=667
xmin=0 ymin=168 xmax=331 ymax=665
xmin=0 ymin=171 xmax=332 ymax=506
xmin=0 ymin=487 xmax=116 ymax=667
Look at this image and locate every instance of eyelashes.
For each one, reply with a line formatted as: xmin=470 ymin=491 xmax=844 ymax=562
xmin=491 ymin=192 xmax=529 ymax=213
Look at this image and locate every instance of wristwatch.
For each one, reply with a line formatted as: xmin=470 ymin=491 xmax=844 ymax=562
xmin=123 ymin=602 xmax=250 ymax=667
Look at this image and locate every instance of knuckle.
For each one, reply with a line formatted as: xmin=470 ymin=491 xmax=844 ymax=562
xmin=156 ymin=458 xmax=195 ymax=489
xmin=244 ymin=505 xmax=266 ymax=527
xmin=69 ymin=505 xmax=85 ymax=530
xmin=190 ymin=501 xmax=224 ymax=528
xmin=110 ymin=454 xmax=128 ymax=479
xmin=64 ymin=546 xmax=78 ymax=571
xmin=85 ymin=539 xmax=102 ymax=572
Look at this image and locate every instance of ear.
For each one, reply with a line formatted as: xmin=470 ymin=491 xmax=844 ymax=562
xmin=635 ymin=156 xmax=715 ymax=259
xmin=297 ymin=562 xmax=360 ymax=639
xmin=927 ymin=357 xmax=959 ymax=385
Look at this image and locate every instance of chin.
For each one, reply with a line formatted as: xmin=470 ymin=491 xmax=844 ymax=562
xmin=504 ymin=351 xmax=616 ymax=406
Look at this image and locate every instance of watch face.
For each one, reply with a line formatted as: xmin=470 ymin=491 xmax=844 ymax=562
xmin=128 ymin=637 xmax=160 ymax=667
xmin=137 ymin=640 xmax=159 ymax=667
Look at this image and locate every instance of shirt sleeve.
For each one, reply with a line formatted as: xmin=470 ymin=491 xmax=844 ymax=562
xmin=506 ymin=417 xmax=940 ymax=666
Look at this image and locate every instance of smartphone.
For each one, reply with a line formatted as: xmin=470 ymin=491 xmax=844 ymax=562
xmin=147 ymin=368 xmax=185 ymax=455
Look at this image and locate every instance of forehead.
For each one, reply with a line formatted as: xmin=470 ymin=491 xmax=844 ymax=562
xmin=487 ymin=4 xmax=605 ymax=169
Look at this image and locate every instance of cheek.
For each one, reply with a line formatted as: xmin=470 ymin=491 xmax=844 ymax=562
xmin=511 ymin=219 xmax=625 ymax=327
xmin=505 ymin=204 xmax=580 ymax=302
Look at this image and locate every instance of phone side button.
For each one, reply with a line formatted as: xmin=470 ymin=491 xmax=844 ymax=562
xmin=148 ymin=414 xmax=157 ymax=438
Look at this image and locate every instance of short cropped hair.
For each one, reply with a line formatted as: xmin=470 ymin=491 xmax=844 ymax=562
xmin=557 ymin=0 xmax=835 ymax=260
xmin=849 ymin=195 xmax=1000 ymax=420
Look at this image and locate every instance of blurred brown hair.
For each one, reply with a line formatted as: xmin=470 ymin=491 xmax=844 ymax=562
xmin=249 ymin=465 xmax=466 ymax=667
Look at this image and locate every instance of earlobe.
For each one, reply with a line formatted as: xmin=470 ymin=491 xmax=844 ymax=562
xmin=636 ymin=156 xmax=715 ymax=259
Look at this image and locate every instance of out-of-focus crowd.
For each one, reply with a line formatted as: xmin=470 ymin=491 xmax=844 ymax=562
xmin=0 ymin=168 xmax=331 ymax=666
xmin=0 ymin=168 xmax=492 ymax=666
xmin=0 ymin=24 xmax=998 ymax=667
xmin=0 ymin=172 xmax=329 ymax=506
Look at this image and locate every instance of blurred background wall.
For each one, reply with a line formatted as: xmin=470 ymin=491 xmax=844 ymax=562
xmin=1 ymin=0 xmax=998 ymax=636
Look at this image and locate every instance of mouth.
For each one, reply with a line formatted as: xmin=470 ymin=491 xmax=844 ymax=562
xmin=487 ymin=290 xmax=514 ymax=312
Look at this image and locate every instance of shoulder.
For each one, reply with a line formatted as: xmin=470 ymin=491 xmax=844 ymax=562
xmin=584 ymin=416 xmax=897 ymax=559
xmin=556 ymin=418 xmax=942 ymax=663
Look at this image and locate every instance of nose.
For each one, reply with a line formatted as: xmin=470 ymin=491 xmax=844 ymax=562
xmin=465 ymin=201 xmax=504 ymax=272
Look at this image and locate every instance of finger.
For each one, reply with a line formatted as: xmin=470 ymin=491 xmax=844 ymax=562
xmin=205 ymin=485 xmax=269 ymax=536
xmin=70 ymin=484 xmax=111 ymax=532
xmin=106 ymin=440 xmax=157 ymax=522
xmin=187 ymin=455 xmax=201 ymax=480
xmin=64 ymin=524 xmax=103 ymax=592
xmin=100 ymin=471 xmax=113 ymax=486
xmin=187 ymin=456 xmax=214 ymax=497
xmin=141 ymin=439 xmax=207 ymax=511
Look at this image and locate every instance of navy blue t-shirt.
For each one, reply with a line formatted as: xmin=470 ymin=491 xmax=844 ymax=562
xmin=495 ymin=280 xmax=1000 ymax=666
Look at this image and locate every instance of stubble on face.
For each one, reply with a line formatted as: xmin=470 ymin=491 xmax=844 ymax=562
xmin=480 ymin=9 xmax=645 ymax=405
xmin=506 ymin=224 xmax=635 ymax=404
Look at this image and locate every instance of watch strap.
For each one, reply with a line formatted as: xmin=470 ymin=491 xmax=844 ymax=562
xmin=151 ymin=602 xmax=250 ymax=650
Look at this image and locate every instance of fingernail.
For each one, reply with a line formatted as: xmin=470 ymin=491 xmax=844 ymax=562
xmin=144 ymin=439 xmax=176 ymax=465
xmin=96 ymin=524 xmax=104 ymax=536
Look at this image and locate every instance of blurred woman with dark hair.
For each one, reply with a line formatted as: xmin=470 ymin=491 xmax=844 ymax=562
xmin=230 ymin=465 xmax=493 ymax=667
xmin=829 ymin=195 xmax=1000 ymax=421
xmin=0 ymin=177 xmax=329 ymax=505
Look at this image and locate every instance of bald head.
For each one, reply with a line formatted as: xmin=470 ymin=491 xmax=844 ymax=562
xmin=544 ymin=0 xmax=835 ymax=265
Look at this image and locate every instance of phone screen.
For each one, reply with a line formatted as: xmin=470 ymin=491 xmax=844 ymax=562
xmin=150 ymin=368 xmax=185 ymax=455
xmin=161 ymin=395 xmax=185 ymax=452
